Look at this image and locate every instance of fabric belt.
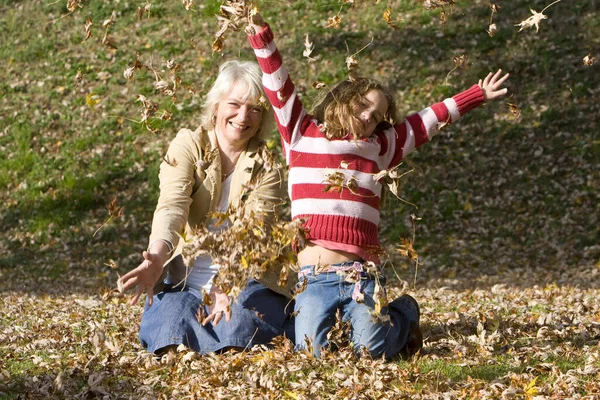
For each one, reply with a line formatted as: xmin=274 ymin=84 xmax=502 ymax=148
xmin=298 ymin=260 xmax=381 ymax=302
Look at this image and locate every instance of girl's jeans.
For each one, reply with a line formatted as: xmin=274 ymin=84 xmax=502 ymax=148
xmin=294 ymin=264 xmax=389 ymax=358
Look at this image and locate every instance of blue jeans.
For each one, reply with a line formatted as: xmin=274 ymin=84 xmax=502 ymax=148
xmin=294 ymin=265 xmax=418 ymax=358
xmin=139 ymin=280 xmax=294 ymax=354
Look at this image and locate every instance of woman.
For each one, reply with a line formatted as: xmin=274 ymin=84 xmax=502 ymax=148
xmin=120 ymin=60 xmax=295 ymax=355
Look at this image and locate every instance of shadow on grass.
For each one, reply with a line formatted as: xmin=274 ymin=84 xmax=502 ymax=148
xmin=0 ymin=169 xmax=157 ymax=295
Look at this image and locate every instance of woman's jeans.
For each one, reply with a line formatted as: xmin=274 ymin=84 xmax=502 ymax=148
xmin=139 ymin=279 xmax=294 ymax=354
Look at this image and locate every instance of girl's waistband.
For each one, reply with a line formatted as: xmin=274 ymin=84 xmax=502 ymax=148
xmin=298 ymin=260 xmax=381 ymax=278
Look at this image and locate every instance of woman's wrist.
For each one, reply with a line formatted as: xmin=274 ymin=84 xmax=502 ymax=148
xmin=147 ymin=240 xmax=171 ymax=265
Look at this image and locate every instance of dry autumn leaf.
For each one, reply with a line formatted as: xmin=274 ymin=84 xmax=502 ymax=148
xmin=508 ymin=102 xmax=521 ymax=119
xmin=86 ymin=93 xmax=101 ymax=110
xmin=383 ymin=8 xmax=400 ymax=29
xmin=445 ymin=54 xmax=468 ymax=84
xmin=583 ymin=53 xmax=596 ymax=66
xmin=516 ymin=0 xmax=561 ymax=33
xmin=326 ymin=15 xmax=342 ymax=28
xmin=83 ymin=16 xmax=93 ymax=42
xmin=303 ymin=34 xmax=315 ymax=61
xmin=67 ymin=0 xmax=82 ymax=12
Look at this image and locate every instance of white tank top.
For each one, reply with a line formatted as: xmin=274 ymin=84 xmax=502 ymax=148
xmin=165 ymin=174 xmax=232 ymax=292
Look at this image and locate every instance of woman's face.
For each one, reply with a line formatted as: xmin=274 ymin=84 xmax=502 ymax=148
xmin=354 ymin=89 xmax=388 ymax=138
xmin=214 ymin=83 xmax=263 ymax=146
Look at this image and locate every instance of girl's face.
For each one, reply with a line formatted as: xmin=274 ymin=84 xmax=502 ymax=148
xmin=354 ymin=89 xmax=388 ymax=138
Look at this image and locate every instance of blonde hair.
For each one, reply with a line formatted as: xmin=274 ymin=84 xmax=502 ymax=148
xmin=201 ymin=60 xmax=273 ymax=140
xmin=312 ymin=77 xmax=398 ymax=140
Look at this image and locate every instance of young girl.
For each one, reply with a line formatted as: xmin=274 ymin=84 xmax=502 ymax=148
xmin=247 ymin=15 xmax=509 ymax=358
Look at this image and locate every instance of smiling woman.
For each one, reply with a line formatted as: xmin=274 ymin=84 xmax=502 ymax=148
xmin=119 ymin=60 xmax=295 ymax=355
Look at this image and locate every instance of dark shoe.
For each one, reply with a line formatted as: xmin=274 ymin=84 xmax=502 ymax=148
xmin=397 ymin=294 xmax=423 ymax=358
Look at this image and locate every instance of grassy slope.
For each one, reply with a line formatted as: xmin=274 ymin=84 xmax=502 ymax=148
xmin=0 ymin=0 xmax=599 ymax=397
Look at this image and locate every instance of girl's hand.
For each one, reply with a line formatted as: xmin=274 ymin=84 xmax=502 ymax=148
xmin=478 ymin=69 xmax=510 ymax=101
xmin=202 ymin=287 xmax=232 ymax=327
xmin=245 ymin=9 xmax=265 ymax=35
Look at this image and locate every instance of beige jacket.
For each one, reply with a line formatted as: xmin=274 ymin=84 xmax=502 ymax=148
xmin=149 ymin=126 xmax=295 ymax=297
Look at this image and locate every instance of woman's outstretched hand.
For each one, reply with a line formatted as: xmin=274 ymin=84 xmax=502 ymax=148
xmin=478 ymin=69 xmax=510 ymax=101
xmin=202 ymin=286 xmax=232 ymax=327
xmin=119 ymin=241 xmax=170 ymax=306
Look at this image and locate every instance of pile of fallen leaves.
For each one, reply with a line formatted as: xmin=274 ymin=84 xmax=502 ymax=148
xmin=2 ymin=266 xmax=599 ymax=398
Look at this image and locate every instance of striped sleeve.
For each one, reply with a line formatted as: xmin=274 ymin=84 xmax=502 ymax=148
xmin=387 ymin=84 xmax=485 ymax=168
xmin=249 ymin=24 xmax=307 ymax=161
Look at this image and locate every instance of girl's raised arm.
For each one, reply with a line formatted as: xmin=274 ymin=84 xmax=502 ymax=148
xmin=247 ymin=13 xmax=308 ymax=163
xmin=386 ymin=70 xmax=509 ymax=168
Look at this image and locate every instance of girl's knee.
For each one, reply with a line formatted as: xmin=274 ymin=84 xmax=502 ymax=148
xmin=351 ymin=322 xmax=387 ymax=358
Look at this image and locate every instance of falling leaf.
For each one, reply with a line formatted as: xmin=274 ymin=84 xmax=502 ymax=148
xmin=507 ymin=102 xmax=521 ymax=119
xmin=166 ymin=59 xmax=180 ymax=71
xmin=123 ymin=66 xmax=135 ymax=80
xmin=516 ymin=1 xmax=562 ymax=34
xmin=83 ymin=16 xmax=93 ymax=42
xmin=515 ymin=8 xmax=547 ymax=33
xmin=212 ymin=37 xmax=224 ymax=53
xmin=383 ymin=8 xmax=400 ymax=29
xmin=67 ymin=0 xmax=82 ymax=12
xmin=397 ymin=237 xmax=418 ymax=262
xmin=158 ymin=110 xmax=173 ymax=121
xmin=436 ymin=115 xmax=452 ymax=131
xmin=93 ymin=198 xmax=124 ymax=236
xmin=107 ymin=197 xmax=124 ymax=219
xmin=346 ymin=55 xmax=359 ymax=73
xmin=74 ymin=68 xmax=83 ymax=89
xmin=444 ymin=54 xmax=468 ymax=85
xmin=326 ymin=15 xmax=342 ymax=28
xmin=116 ymin=274 xmax=124 ymax=294
xmin=102 ymin=11 xmax=116 ymax=28
xmin=86 ymin=93 xmax=101 ymax=110
xmin=102 ymin=32 xmax=118 ymax=49
xmin=276 ymin=91 xmax=287 ymax=103
xmin=303 ymin=34 xmax=315 ymax=61
xmin=452 ymin=54 xmax=468 ymax=68
xmin=154 ymin=80 xmax=171 ymax=93
xmin=346 ymin=176 xmax=360 ymax=194
xmin=583 ymin=53 xmax=596 ymax=66
xmin=322 ymin=171 xmax=346 ymax=194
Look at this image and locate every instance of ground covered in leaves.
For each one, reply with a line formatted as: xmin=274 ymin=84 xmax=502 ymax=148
xmin=2 ymin=267 xmax=599 ymax=398
xmin=1 ymin=0 xmax=598 ymax=398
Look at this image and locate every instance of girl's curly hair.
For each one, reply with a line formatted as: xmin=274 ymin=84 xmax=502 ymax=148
xmin=311 ymin=77 xmax=399 ymax=140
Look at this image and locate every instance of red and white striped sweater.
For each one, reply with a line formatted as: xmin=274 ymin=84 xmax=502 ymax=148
xmin=249 ymin=24 xmax=485 ymax=252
